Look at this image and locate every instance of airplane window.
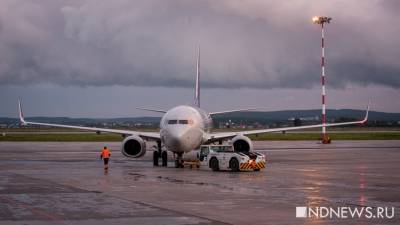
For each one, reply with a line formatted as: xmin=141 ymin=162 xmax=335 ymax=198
xmin=179 ymin=120 xmax=188 ymax=124
xmin=168 ymin=120 xmax=177 ymax=124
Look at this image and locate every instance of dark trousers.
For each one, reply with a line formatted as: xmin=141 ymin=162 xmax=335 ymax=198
xmin=103 ymin=158 xmax=109 ymax=165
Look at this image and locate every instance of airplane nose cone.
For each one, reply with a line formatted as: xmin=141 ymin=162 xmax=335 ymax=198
xmin=170 ymin=128 xmax=185 ymax=140
xmin=166 ymin=128 xmax=195 ymax=152
xmin=169 ymin=130 xmax=188 ymax=147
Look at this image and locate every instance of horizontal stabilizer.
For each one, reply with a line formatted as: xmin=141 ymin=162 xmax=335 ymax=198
xmin=135 ymin=107 xmax=167 ymax=114
xmin=209 ymin=108 xmax=261 ymax=115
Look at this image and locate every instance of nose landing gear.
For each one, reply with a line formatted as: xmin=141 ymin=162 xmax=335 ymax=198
xmin=174 ymin=152 xmax=184 ymax=168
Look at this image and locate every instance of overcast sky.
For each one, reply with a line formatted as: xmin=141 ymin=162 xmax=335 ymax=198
xmin=1 ymin=0 xmax=399 ymax=118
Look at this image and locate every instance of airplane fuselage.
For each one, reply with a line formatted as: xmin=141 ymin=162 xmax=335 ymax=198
xmin=160 ymin=105 xmax=212 ymax=153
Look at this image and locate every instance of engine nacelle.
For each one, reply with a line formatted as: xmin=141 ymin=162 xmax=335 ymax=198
xmin=121 ymin=135 xmax=146 ymax=158
xmin=231 ymin=135 xmax=253 ymax=153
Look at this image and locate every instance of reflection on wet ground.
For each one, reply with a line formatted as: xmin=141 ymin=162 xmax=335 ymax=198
xmin=0 ymin=141 xmax=399 ymax=224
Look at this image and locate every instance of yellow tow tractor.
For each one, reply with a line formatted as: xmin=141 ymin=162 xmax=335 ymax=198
xmin=198 ymin=145 xmax=266 ymax=172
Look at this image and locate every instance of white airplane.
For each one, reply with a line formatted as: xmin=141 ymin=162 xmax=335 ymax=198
xmin=18 ymin=48 xmax=369 ymax=168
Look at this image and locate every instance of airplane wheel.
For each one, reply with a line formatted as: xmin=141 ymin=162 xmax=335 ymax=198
xmin=175 ymin=153 xmax=184 ymax=168
xmin=153 ymin=151 xmax=159 ymax=166
xmin=229 ymin=158 xmax=240 ymax=172
xmin=174 ymin=159 xmax=183 ymax=168
xmin=209 ymin=157 xmax=219 ymax=171
xmin=161 ymin=151 xmax=168 ymax=167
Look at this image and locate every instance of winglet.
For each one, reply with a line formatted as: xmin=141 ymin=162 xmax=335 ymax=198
xmin=362 ymin=100 xmax=370 ymax=124
xmin=18 ymin=99 xmax=27 ymax=125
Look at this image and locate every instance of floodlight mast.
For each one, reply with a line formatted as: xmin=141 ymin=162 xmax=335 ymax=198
xmin=313 ymin=16 xmax=332 ymax=144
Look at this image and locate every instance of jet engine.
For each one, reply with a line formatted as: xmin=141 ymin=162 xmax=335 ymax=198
xmin=231 ymin=135 xmax=253 ymax=153
xmin=121 ymin=135 xmax=146 ymax=158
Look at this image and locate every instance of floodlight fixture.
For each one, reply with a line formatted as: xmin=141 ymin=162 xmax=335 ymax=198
xmin=312 ymin=16 xmax=332 ymax=25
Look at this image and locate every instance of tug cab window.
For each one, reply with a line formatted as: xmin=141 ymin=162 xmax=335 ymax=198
xmin=210 ymin=145 xmax=233 ymax=152
xmin=199 ymin=146 xmax=210 ymax=161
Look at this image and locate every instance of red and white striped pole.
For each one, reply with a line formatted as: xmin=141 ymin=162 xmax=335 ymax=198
xmin=313 ymin=16 xmax=332 ymax=144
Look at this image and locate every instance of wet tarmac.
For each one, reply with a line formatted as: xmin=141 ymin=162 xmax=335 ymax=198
xmin=0 ymin=140 xmax=399 ymax=225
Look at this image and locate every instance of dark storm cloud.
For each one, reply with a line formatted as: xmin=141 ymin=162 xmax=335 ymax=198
xmin=0 ymin=0 xmax=399 ymax=89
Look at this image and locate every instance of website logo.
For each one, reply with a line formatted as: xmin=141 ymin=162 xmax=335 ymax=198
xmin=296 ymin=206 xmax=395 ymax=219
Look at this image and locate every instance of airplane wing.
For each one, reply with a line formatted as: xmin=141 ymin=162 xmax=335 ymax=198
xmin=206 ymin=104 xmax=369 ymax=142
xmin=209 ymin=108 xmax=260 ymax=115
xmin=18 ymin=100 xmax=160 ymax=140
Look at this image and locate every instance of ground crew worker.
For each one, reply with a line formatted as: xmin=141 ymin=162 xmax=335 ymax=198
xmin=100 ymin=146 xmax=111 ymax=170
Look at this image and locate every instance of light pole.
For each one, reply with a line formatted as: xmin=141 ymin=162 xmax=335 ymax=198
xmin=313 ymin=16 xmax=332 ymax=144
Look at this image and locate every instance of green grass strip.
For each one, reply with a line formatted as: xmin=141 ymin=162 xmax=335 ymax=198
xmin=250 ymin=132 xmax=400 ymax=141
xmin=0 ymin=133 xmax=124 ymax=142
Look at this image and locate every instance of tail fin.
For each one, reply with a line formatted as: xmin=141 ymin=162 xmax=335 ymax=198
xmin=193 ymin=46 xmax=200 ymax=107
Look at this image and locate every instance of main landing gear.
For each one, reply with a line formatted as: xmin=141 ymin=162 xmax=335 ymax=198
xmin=153 ymin=141 xmax=168 ymax=167
xmin=153 ymin=151 xmax=168 ymax=167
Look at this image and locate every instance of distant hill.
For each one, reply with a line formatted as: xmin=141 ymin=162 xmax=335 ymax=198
xmin=1 ymin=109 xmax=399 ymax=127
xmin=213 ymin=109 xmax=400 ymax=122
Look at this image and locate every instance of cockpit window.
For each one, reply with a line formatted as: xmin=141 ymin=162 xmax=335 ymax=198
xmin=168 ymin=119 xmax=193 ymax=125
xmin=178 ymin=120 xmax=188 ymax=124
xmin=168 ymin=120 xmax=177 ymax=124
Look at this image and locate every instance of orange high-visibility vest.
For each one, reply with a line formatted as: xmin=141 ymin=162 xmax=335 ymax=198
xmin=101 ymin=149 xmax=110 ymax=158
